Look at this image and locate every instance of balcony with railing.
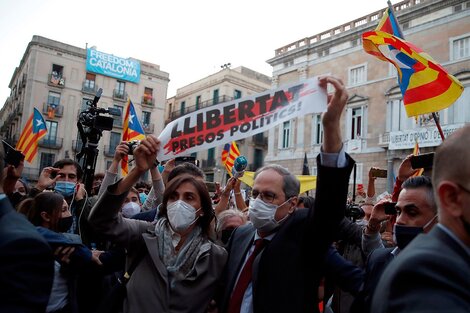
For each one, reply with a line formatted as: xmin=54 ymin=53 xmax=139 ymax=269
xmin=142 ymin=96 xmax=155 ymax=107
xmin=169 ymin=95 xmax=234 ymax=120
xmin=14 ymin=103 xmax=23 ymax=116
xmin=272 ymin=0 xmax=418 ymax=58
xmin=113 ymin=89 xmax=127 ymax=101
xmin=21 ymin=73 xmax=27 ymax=87
xmin=103 ymin=145 xmax=117 ymax=157
xmin=48 ymin=73 xmax=65 ymax=88
xmin=82 ymin=81 xmax=98 ymax=95
xmin=143 ymin=123 xmax=154 ymax=134
xmin=42 ymin=103 xmax=64 ymax=118
xmin=38 ymin=137 xmax=63 ymax=149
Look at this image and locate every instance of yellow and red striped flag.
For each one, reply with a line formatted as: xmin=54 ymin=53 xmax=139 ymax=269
xmin=363 ymin=31 xmax=463 ymax=117
xmin=121 ymin=98 xmax=146 ymax=176
xmin=16 ymin=108 xmax=48 ymax=163
xmin=222 ymin=141 xmax=240 ymax=175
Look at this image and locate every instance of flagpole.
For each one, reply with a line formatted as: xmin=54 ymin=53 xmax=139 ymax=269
xmin=432 ymin=112 xmax=445 ymax=141
xmin=387 ymin=0 xmax=445 ymax=141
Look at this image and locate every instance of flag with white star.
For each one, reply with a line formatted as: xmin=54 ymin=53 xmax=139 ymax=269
xmin=16 ymin=108 xmax=48 ymax=163
xmin=121 ymin=98 xmax=146 ymax=175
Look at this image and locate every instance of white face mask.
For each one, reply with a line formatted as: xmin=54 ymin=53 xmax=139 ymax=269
xmin=122 ymin=201 xmax=141 ymax=218
xmin=167 ymin=200 xmax=201 ymax=233
xmin=248 ymin=197 xmax=291 ymax=233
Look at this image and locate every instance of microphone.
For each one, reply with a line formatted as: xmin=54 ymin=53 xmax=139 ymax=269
xmin=91 ymin=88 xmax=103 ymax=107
xmin=232 ymin=155 xmax=248 ymax=178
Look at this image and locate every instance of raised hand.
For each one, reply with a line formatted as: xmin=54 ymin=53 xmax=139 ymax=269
xmin=36 ymin=167 xmax=60 ymax=191
xmin=133 ymin=135 xmax=160 ymax=173
xmin=398 ymin=154 xmax=419 ymax=181
xmin=319 ymin=76 xmax=348 ymax=153
xmin=114 ymin=141 xmax=130 ymax=162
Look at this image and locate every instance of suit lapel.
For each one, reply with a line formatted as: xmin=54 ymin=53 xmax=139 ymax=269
xmin=228 ymin=226 xmax=255 ymax=289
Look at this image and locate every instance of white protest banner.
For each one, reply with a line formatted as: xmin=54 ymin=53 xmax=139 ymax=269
xmin=157 ymin=77 xmax=327 ymax=161
xmin=388 ymin=123 xmax=464 ymax=150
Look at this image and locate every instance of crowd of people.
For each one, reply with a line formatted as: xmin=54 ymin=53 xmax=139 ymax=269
xmin=1 ymin=76 xmax=469 ymax=313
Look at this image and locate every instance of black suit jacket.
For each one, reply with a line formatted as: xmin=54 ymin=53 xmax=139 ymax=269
xmin=350 ymin=247 xmax=395 ymax=313
xmin=0 ymin=196 xmax=54 ymax=313
xmin=219 ymin=154 xmax=354 ymax=313
xmin=371 ymin=226 xmax=470 ymax=313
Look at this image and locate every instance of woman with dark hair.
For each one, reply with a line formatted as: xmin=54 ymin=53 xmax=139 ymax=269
xmin=23 ymin=192 xmax=102 ymax=313
xmin=158 ymin=174 xmax=214 ymax=236
xmin=88 ymin=135 xmax=227 ymax=313
xmin=22 ymin=192 xmax=73 ymax=233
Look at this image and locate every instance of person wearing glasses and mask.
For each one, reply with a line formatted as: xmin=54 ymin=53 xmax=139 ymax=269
xmin=216 ymin=76 xmax=355 ymax=313
xmin=88 ymin=135 xmax=227 ymax=313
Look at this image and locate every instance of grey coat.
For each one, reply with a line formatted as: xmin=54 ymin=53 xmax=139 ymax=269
xmin=88 ymin=181 xmax=227 ymax=313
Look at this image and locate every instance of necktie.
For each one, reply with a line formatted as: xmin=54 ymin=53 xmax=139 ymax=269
xmin=228 ymin=239 xmax=267 ymax=313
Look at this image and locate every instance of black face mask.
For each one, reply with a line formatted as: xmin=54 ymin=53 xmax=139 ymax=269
xmin=221 ymin=228 xmax=235 ymax=245
xmin=393 ymin=224 xmax=423 ymax=250
xmin=57 ymin=216 xmax=73 ymax=233
xmin=9 ymin=192 xmax=25 ymax=206
xmin=393 ymin=215 xmax=437 ymax=250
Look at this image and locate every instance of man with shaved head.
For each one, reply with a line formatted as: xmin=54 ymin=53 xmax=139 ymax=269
xmin=371 ymin=125 xmax=470 ymax=313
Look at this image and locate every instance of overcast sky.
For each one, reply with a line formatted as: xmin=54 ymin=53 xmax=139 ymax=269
xmin=0 ymin=0 xmax=400 ymax=106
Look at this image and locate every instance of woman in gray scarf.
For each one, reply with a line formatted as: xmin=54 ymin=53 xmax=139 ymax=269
xmin=89 ymin=136 xmax=227 ymax=313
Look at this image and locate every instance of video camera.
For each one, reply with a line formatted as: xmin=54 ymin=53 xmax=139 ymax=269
xmin=345 ymin=202 xmax=365 ymax=221
xmin=78 ymin=88 xmax=121 ymax=132
xmin=76 ymin=88 xmax=121 ymax=194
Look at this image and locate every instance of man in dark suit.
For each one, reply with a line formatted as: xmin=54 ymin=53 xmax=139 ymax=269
xmin=0 ymin=142 xmax=54 ymax=313
xmin=371 ymin=125 xmax=470 ymax=313
xmin=218 ymin=76 xmax=354 ymax=313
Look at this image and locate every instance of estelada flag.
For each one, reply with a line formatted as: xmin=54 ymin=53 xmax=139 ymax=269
xmin=363 ymin=30 xmax=463 ymax=117
xmin=121 ymin=98 xmax=146 ymax=176
xmin=223 ymin=141 xmax=240 ymax=174
xmin=376 ymin=5 xmax=403 ymax=39
xmin=221 ymin=143 xmax=230 ymax=165
xmin=16 ymin=108 xmax=48 ymax=163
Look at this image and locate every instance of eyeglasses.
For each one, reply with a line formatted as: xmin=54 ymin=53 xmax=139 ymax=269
xmin=250 ymin=190 xmax=277 ymax=203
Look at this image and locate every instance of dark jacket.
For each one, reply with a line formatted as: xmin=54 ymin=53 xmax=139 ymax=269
xmin=0 ymin=196 xmax=54 ymax=313
xmin=371 ymin=226 xmax=470 ymax=313
xmin=219 ymin=154 xmax=355 ymax=313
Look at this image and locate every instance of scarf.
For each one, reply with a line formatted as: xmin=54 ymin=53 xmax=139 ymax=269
xmin=154 ymin=218 xmax=205 ymax=287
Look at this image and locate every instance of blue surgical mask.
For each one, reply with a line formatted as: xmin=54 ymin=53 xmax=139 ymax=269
xmin=55 ymin=181 xmax=76 ymax=197
xmin=139 ymin=192 xmax=148 ymax=204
